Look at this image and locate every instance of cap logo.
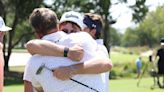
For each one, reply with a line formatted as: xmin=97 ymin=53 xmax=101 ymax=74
xmin=92 ymin=24 xmax=96 ymax=28
xmin=83 ymin=15 xmax=102 ymax=32
xmin=65 ymin=14 xmax=79 ymax=19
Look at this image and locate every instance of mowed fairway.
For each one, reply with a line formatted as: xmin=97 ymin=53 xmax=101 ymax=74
xmin=110 ymin=77 xmax=164 ymax=92
xmin=3 ymin=77 xmax=164 ymax=92
xmin=111 ymin=51 xmax=138 ymax=63
xmin=3 ymin=85 xmax=23 ymax=92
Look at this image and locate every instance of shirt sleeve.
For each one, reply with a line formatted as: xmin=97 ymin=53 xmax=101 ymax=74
xmin=97 ymin=45 xmax=109 ymax=58
xmin=23 ymin=59 xmax=33 ymax=82
xmin=68 ymin=32 xmax=97 ymax=51
xmin=23 ymin=56 xmax=42 ymax=88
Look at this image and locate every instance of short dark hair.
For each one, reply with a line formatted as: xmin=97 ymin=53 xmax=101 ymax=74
xmin=29 ymin=8 xmax=58 ymax=35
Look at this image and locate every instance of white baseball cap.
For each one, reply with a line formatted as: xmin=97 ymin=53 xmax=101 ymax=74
xmin=160 ymin=38 xmax=164 ymax=45
xmin=59 ymin=11 xmax=85 ymax=30
xmin=161 ymin=43 xmax=164 ymax=45
xmin=0 ymin=16 xmax=12 ymax=31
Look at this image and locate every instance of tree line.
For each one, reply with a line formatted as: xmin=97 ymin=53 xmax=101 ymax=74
xmin=122 ymin=6 xmax=164 ymax=47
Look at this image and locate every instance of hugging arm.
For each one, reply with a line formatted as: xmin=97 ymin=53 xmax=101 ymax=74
xmin=26 ymin=39 xmax=84 ymax=61
xmin=53 ymin=57 xmax=113 ymax=80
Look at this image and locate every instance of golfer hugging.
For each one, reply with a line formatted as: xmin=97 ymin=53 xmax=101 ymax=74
xmin=23 ymin=8 xmax=112 ymax=92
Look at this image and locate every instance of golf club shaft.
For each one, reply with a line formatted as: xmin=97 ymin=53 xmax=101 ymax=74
xmin=42 ymin=65 xmax=99 ymax=92
xmin=70 ymin=78 xmax=99 ymax=92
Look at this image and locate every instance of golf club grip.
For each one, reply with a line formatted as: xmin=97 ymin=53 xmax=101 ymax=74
xmin=70 ymin=78 xmax=99 ymax=92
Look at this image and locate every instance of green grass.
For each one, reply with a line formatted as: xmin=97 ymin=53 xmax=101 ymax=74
xmin=111 ymin=51 xmax=138 ymax=63
xmin=4 ymin=66 xmax=24 ymax=92
xmin=12 ymin=49 xmax=28 ymax=53
xmin=3 ymin=85 xmax=23 ymax=92
xmin=110 ymin=77 xmax=164 ymax=92
xmin=3 ymin=77 xmax=164 ymax=92
xmin=110 ymin=50 xmax=153 ymax=79
xmin=111 ymin=51 xmax=148 ymax=63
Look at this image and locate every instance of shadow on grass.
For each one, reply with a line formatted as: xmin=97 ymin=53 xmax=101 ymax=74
xmin=4 ymin=71 xmax=24 ymax=86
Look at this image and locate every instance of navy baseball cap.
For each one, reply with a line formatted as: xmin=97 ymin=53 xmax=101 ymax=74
xmin=83 ymin=15 xmax=102 ymax=32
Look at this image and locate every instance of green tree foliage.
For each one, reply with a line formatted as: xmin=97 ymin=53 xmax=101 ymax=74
xmin=122 ymin=28 xmax=139 ymax=47
xmin=123 ymin=6 xmax=164 ymax=47
xmin=0 ymin=0 xmax=43 ymax=71
xmin=110 ymin=27 xmax=121 ymax=46
xmin=130 ymin=0 xmax=148 ymax=23
xmin=137 ymin=6 xmax=164 ymax=47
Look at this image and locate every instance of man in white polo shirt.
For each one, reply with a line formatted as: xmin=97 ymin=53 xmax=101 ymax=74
xmin=24 ymin=8 xmax=108 ymax=92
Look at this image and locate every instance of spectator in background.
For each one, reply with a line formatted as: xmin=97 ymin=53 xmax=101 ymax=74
xmin=0 ymin=16 xmax=12 ymax=92
xmin=156 ymin=38 xmax=164 ymax=75
xmin=155 ymin=38 xmax=164 ymax=88
xmin=135 ymin=56 xmax=142 ymax=78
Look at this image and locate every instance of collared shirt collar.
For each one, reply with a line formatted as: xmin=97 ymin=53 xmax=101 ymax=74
xmin=42 ymin=31 xmax=66 ymax=43
xmin=96 ymin=39 xmax=103 ymax=45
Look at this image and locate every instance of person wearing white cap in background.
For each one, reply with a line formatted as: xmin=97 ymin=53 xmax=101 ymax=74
xmin=155 ymin=38 xmax=164 ymax=88
xmin=0 ymin=16 xmax=12 ymax=92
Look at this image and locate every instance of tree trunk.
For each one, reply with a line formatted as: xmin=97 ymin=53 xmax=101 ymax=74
xmin=103 ymin=16 xmax=110 ymax=56
xmin=0 ymin=1 xmax=5 ymax=16
xmin=4 ymin=56 xmax=9 ymax=71
xmin=4 ymin=12 xmax=18 ymax=71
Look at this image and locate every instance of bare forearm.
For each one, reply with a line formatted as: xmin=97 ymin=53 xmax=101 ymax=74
xmin=72 ymin=58 xmax=113 ymax=75
xmin=26 ymin=39 xmax=84 ymax=61
xmin=53 ymin=58 xmax=112 ymax=80
xmin=0 ymin=32 xmax=4 ymax=92
xmin=24 ymin=81 xmax=34 ymax=92
xmin=26 ymin=39 xmax=64 ymax=56
xmin=0 ymin=42 xmax=4 ymax=91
